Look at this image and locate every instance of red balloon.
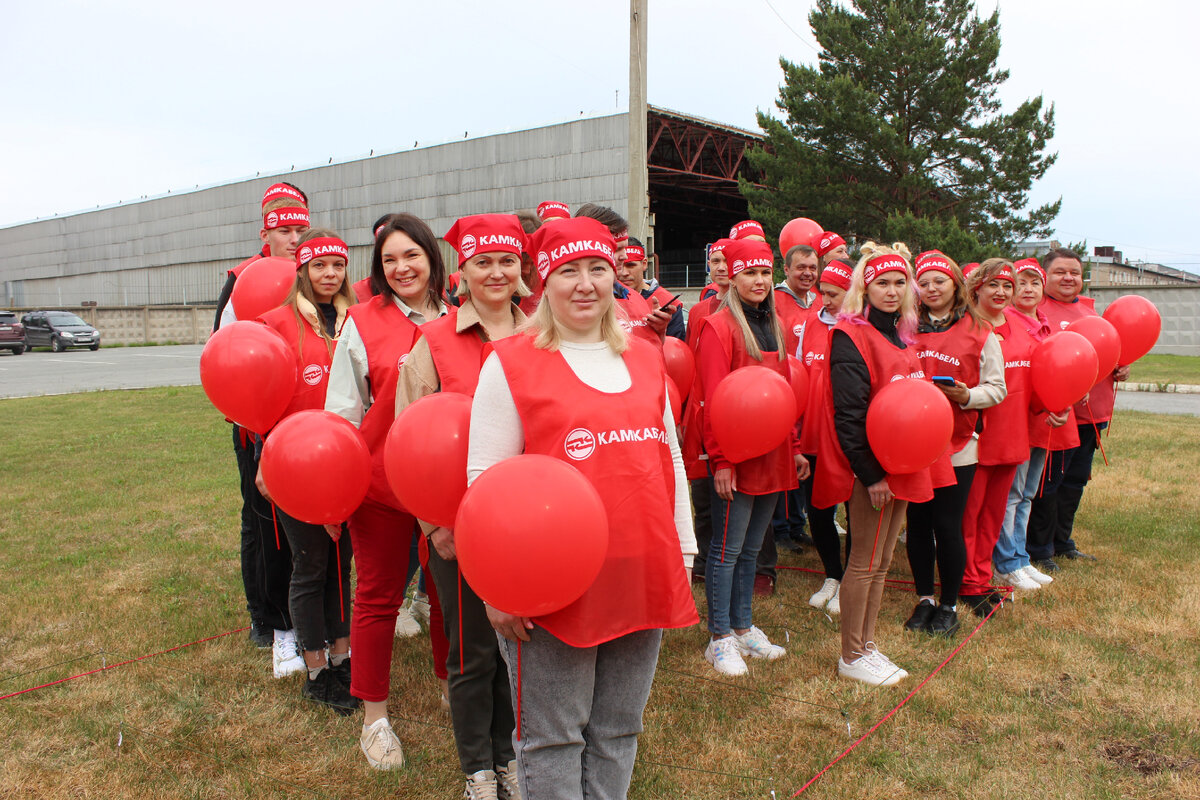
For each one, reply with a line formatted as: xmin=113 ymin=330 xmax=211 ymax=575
xmin=1030 ymin=331 xmax=1098 ymax=412
xmin=708 ymin=366 xmax=796 ymax=463
xmin=662 ymin=336 xmax=696 ymax=400
xmin=866 ymin=379 xmax=954 ymax=474
xmin=1067 ymin=316 xmax=1121 ymax=378
xmin=666 ymin=379 xmax=683 ymax=425
xmin=384 ymin=392 xmax=472 ymax=528
xmin=199 ymin=321 xmax=296 ymax=434
xmin=231 ymin=256 xmax=296 ymax=320
xmin=1102 ymin=295 xmax=1161 ymax=366
xmin=260 ymin=410 xmax=371 ymax=524
xmin=455 ymin=455 xmax=609 ymax=617
xmin=778 ymin=217 xmax=823 ymax=255
xmin=786 ymin=356 xmax=810 ymax=422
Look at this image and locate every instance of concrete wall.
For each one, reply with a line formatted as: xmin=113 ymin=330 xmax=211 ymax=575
xmin=1 ymin=114 xmax=630 ymax=307
xmin=1089 ymin=286 xmax=1200 ymax=356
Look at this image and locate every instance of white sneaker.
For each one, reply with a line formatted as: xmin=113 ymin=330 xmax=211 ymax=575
xmin=997 ymin=568 xmax=1040 ymax=590
xmin=394 ymin=606 xmax=422 ymax=638
xmin=272 ymin=629 xmax=305 ymax=678
xmin=826 ymin=585 xmax=841 ymax=615
xmin=808 ymin=578 xmax=840 ymax=609
xmin=409 ymin=591 xmax=431 ymax=627
xmin=464 ymin=768 xmax=499 ymax=800
xmin=360 ymin=718 xmax=405 ymax=770
xmin=704 ymin=637 xmax=749 ymax=676
xmin=863 ymin=642 xmax=908 ymax=681
xmin=838 ymin=654 xmax=901 ymax=686
xmin=496 ymin=760 xmax=521 ymax=800
xmin=1022 ymin=564 xmax=1054 ymax=586
xmin=734 ymin=625 xmax=786 ymax=660
xmin=835 ymin=520 xmax=847 ymax=536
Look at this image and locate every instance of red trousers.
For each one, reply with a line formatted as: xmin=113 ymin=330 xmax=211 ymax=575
xmin=347 ymin=497 xmax=449 ymax=701
xmin=960 ymin=463 xmax=1019 ymax=596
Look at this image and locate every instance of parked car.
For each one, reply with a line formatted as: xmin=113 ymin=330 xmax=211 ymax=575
xmin=0 ymin=310 xmax=25 ymax=354
xmin=21 ymin=311 xmax=101 ymax=352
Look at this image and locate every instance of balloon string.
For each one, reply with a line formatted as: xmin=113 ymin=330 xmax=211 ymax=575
xmin=868 ymin=500 xmax=885 ymax=569
xmin=720 ymin=498 xmax=731 ymax=564
xmin=335 ymin=535 xmax=344 ymax=623
xmin=515 ymin=640 xmax=522 ymax=742
xmin=1092 ymin=421 xmax=1109 ymax=466
xmin=271 ymin=503 xmax=280 ymax=551
xmin=1038 ymin=423 xmax=1052 ymax=499
xmin=457 ymin=566 xmax=465 ymax=674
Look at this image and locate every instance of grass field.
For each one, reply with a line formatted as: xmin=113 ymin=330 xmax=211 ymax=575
xmin=2 ymin=386 xmax=1198 ymax=799
xmin=1124 ymin=354 xmax=1200 ymax=386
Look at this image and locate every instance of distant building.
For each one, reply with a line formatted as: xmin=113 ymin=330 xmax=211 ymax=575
xmin=1015 ymin=241 xmax=1200 ymax=288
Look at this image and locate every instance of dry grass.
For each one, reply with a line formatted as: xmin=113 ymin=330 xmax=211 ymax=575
xmin=2 ymin=389 xmax=1199 ymax=799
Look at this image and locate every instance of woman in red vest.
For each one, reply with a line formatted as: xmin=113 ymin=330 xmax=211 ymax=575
xmin=255 ymin=229 xmax=357 ymax=712
xmin=471 ymin=217 xmax=697 ymax=800
xmin=815 ymin=242 xmax=932 ymax=686
xmin=695 ymin=238 xmax=807 ymax=677
xmin=799 ymin=260 xmax=854 ymax=614
xmin=395 ymin=214 xmax=528 ymax=800
xmin=325 ymin=214 xmax=447 ymax=770
xmin=903 ymin=251 xmax=1005 ymax=634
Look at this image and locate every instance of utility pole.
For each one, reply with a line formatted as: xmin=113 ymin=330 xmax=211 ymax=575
xmin=628 ymin=0 xmax=649 ymax=246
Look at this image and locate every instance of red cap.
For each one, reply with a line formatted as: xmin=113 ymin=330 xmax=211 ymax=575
xmin=1014 ymin=257 xmax=1045 ymax=284
xmin=264 ymin=207 xmax=310 ymax=230
xmin=989 ymin=264 xmax=1017 ymax=286
xmin=296 ymin=236 xmax=349 ymax=270
xmin=914 ymin=250 xmax=955 ymax=282
xmin=262 ymin=183 xmax=306 ymax=209
xmin=729 ymin=220 xmax=766 ymax=240
xmin=725 ymin=239 xmax=773 ymax=278
xmin=816 ymin=232 xmax=846 ymax=257
xmin=529 ymin=217 xmax=616 ymax=280
xmin=819 ymin=262 xmax=853 ymax=291
xmin=536 ymin=201 xmax=571 ymax=221
xmin=613 ymin=228 xmax=629 ymax=245
xmin=625 ymin=244 xmax=646 ymax=263
xmin=708 ymin=238 xmax=735 ymax=258
xmin=444 ymin=214 xmax=526 ymax=267
xmin=863 ymin=253 xmax=909 ymax=286
xmin=961 ymin=262 xmax=981 ymax=277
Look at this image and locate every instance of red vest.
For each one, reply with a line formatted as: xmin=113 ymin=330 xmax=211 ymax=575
xmin=911 ymin=316 xmax=989 ymax=453
xmin=798 ymin=309 xmax=832 ymax=456
xmin=229 ymin=245 xmax=270 ymax=278
xmin=492 ymin=334 xmax=698 ymax=647
xmin=258 ymin=305 xmax=338 ymax=421
xmin=346 ymin=296 xmax=421 ymax=507
xmin=686 ymin=294 xmax=721 ymax=351
xmin=1006 ymin=307 xmax=1079 ymax=452
xmin=977 ymin=318 xmax=1034 ymax=465
xmin=352 ymin=278 xmax=373 ymax=305
xmin=420 ymin=310 xmax=489 ymax=397
xmin=1039 ymin=294 xmax=1114 ymax=424
xmin=774 ymin=289 xmax=810 ymax=357
xmin=614 ymin=287 xmax=662 ymax=349
xmin=697 ymin=310 xmax=798 ymax=496
xmin=812 ymin=320 xmax=933 ymax=508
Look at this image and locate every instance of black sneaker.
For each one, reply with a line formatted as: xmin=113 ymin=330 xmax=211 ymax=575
xmin=927 ymin=605 xmax=960 ymax=636
xmin=303 ymin=668 xmax=358 ymax=716
xmin=795 ymin=532 xmax=815 ymax=548
xmin=1058 ymin=549 xmax=1097 ymax=562
xmin=959 ymin=593 xmax=998 ymax=618
xmin=248 ymin=623 xmax=273 ymax=649
xmin=904 ymin=600 xmax=937 ymax=632
xmin=330 ymin=657 xmax=353 ymax=692
xmin=1032 ymin=558 xmax=1060 ymax=573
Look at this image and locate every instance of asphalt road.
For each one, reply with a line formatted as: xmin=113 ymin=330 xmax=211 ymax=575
xmin=0 ymin=344 xmax=203 ymax=399
xmin=1114 ymin=390 xmax=1200 ymax=416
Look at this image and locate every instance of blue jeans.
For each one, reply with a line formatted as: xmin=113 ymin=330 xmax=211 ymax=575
xmin=497 ymin=627 xmax=662 ymax=800
xmin=705 ymin=486 xmax=779 ymax=636
xmin=994 ymin=448 xmax=1048 ymax=575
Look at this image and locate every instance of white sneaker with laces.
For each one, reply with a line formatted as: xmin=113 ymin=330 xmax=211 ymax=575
xmin=495 ymin=760 xmax=521 ymax=800
xmin=826 ymin=585 xmax=841 ymax=615
xmin=837 ymin=654 xmax=901 ymax=686
xmin=464 ymin=768 xmax=499 ymax=800
xmin=360 ymin=718 xmax=405 ymax=770
xmin=863 ymin=642 xmax=908 ymax=681
xmin=735 ymin=625 xmax=786 ymax=660
xmin=808 ymin=578 xmax=840 ymax=609
xmin=835 ymin=520 xmax=847 ymax=536
xmin=704 ymin=637 xmax=749 ymax=676
xmin=272 ymin=629 xmax=306 ymax=678
xmin=409 ymin=591 xmax=431 ymax=627
xmin=997 ymin=568 xmax=1040 ymax=590
xmin=394 ymin=606 xmax=422 ymax=638
xmin=1022 ymin=564 xmax=1053 ymax=585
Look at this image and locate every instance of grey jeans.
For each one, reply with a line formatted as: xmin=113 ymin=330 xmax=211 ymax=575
xmin=497 ymin=627 xmax=663 ymax=800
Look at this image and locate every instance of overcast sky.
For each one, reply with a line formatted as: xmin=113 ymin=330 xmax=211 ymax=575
xmin=3 ymin=0 xmax=1197 ymax=269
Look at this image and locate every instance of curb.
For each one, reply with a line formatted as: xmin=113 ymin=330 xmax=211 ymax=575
xmin=1117 ymin=382 xmax=1200 ymax=394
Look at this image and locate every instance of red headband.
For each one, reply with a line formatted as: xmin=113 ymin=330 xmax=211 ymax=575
xmin=990 ymin=265 xmax=1016 ymax=286
xmin=529 ymin=217 xmax=616 ymax=280
xmin=729 ymin=220 xmax=765 ymax=240
xmin=863 ymin=254 xmax=909 ymax=286
xmin=961 ymin=262 xmax=981 ymax=277
xmin=536 ymin=201 xmax=570 ymax=221
xmin=262 ymin=183 xmax=305 ymax=209
xmin=1014 ymin=257 xmax=1046 ymax=284
xmin=264 ymin=207 xmax=310 ymax=230
xmin=444 ymin=214 xmax=526 ymax=266
xmin=625 ymin=244 xmax=646 ymax=263
xmin=914 ymin=251 xmax=956 ymax=282
xmin=816 ymin=232 xmax=845 ymax=257
xmin=296 ymin=236 xmax=348 ymax=269
xmin=613 ymin=228 xmax=629 ymax=245
xmin=708 ymin=238 xmax=734 ymax=258
xmin=819 ymin=262 xmax=853 ymax=291
xmin=725 ymin=239 xmax=773 ymax=278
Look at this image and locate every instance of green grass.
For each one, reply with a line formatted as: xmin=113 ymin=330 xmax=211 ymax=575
xmin=1124 ymin=354 xmax=1200 ymax=386
xmin=1 ymin=387 xmax=1199 ymax=798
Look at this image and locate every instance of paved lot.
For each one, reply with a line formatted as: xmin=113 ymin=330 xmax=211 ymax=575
xmin=1114 ymin=390 xmax=1200 ymax=416
xmin=0 ymin=345 xmax=203 ymax=399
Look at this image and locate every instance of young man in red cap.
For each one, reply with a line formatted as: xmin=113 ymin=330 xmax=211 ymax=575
xmin=728 ymin=219 xmax=767 ymax=242
xmin=617 ymin=237 xmax=685 ymax=341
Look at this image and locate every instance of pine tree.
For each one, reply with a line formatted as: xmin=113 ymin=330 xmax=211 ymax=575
xmin=743 ymin=0 xmax=1059 ymax=261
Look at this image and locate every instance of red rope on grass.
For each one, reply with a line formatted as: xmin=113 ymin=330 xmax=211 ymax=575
xmin=0 ymin=627 xmax=249 ymax=702
xmin=791 ymin=597 xmax=1007 ymax=796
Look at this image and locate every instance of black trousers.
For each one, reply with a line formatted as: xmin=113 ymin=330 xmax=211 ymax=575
xmin=803 ymin=457 xmax=850 ymax=581
xmin=427 ymin=546 xmax=516 ymax=774
xmin=690 ymin=477 xmax=713 ymax=575
xmin=277 ymin=509 xmax=352 ymax=652
xmin=233 ymin=425 xmax=293 ymax=631
xmin=905 ymin=463 xmax=975 ymax=605
xmin=1027 ymin=422 xmax=1104 ymax=559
